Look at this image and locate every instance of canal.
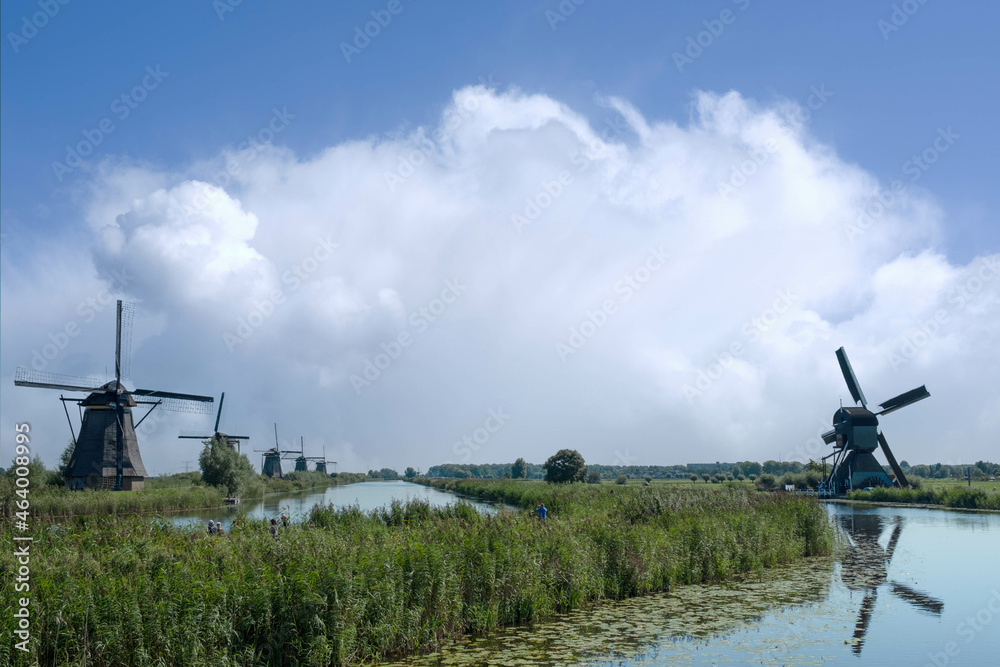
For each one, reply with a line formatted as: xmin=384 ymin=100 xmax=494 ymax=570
xmin=169 ymin=479 xmax=506 ymax=530
xmin=384 ymin=502 xmax=1000 ymax=665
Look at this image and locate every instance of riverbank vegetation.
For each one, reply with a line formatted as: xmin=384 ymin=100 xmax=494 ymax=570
xmin=846 ymin=485 xmax=1000 ymax=510
xmin=1 ymin=482 xmax=831 ymax=665
xmin=0 ymin=439 xmax=366 ymax=521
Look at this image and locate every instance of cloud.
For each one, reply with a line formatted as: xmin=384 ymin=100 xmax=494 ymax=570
xmin=2 ymin=86 xmax=997 ymax=473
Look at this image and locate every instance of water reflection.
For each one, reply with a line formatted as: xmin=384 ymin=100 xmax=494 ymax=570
xmin=387 ymin=503 xmax=1000 ymax=666
xmin=837 ymin=512 xmax=944 ymax=653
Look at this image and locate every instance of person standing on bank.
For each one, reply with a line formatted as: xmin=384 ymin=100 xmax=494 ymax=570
xmin=536 ymin=503 xmax=547 ymax=520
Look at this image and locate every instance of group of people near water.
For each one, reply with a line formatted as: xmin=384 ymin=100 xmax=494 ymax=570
xmin=206 ymin=513 xmax=289 ymax=537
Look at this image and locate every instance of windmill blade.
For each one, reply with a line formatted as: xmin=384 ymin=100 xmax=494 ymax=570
xmin=214 ymin=392 xmax=226 ymax=433
xmin=852 ymin=591 xmax=878 ymax=655
xmin=890 ymin=582 xmax=944 ymax=615
xmin=877 ymin=432 xmax=909 ymax=488
xmin=14 ymin=367 xmax=105 ymax=393
xmin=119 ymin=301 xmax=134 ymax=381
xmin=836 ymin=347 xmax=868 ymax=408
xmin=133 ymin=389 xmax=214 ymax=414
xmin=884 ymin=522 xmax=903 ymax=563
xmin=876 ymin=385 xmax=930 ymax=416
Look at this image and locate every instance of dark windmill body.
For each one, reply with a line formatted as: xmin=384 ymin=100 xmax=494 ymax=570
xmin=14 ymin=301 xmax=213 ymax=491
xmin=254 ymin=423 xmax=298 ymax=478
xmin=178 ymin=392 xmax=250 ymax=452
xmin=314 ymin=447 xmax=335 ymax=475
xmin=294 ymin=436 xmax=327 ymax=473
xmin=819 ymin=347 xmax=929 ymax=495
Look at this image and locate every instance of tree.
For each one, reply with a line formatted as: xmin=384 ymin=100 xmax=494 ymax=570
xmin=690 ymin=474 xmax=698 ymax=483
xmin=49 ymin=440 xmax=76 ymax=486
xmin=543 ymin=449 xmax=587 ymax=484
xmin=511 ymin=457 xmax=526 ymax=479
xmin=616 ymin=474 xmax=628 ymax=485
xmin=379 ymin=468 xmax=399 ymax=480
xmin=701 ymin=473 xmax=711 ymax=483
xmin=404 ymin=467 xmax=417 ymax=478
xmin=199 ymin=436 xmax=256 ymax=497
xmin=587 ymin=470 xmax=602 ymax=484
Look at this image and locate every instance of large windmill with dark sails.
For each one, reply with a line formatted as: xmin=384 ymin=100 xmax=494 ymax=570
xmin=14 ymin=301 xmax=214 ymax=491
xmin=819 ymin=347 xmax=929 ymax=494
xmin=178 ymin=392 xmax=250 ymax=452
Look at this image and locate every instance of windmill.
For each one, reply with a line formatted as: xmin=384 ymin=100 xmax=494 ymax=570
xmin=292 ymin=436 xmax=328 ymax=473
xmin=819 ymin=347 xmax=929 ymax=495
xmin=254 ymin=423 xmax=298 ymax=478
xmin=314 ymin=446 xmax=336 ymax=475
xmin=177 ymin=392 xmax=250 ymax=452
xmin=14 ymin=300 xmax=213 ymax=491
xmin=839 ymin=512 xmax=943 ymax=654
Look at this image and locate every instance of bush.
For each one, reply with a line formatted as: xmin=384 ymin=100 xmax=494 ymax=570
xmin=756 ymin=473 xmax=777 ymax=490
xmin=587 ymin=471 xmax=602 ymax=484
xmin=616 ymin=474 xmax=628 ymax=485
xmin=690 ymin=474 xmax=698 ymax=483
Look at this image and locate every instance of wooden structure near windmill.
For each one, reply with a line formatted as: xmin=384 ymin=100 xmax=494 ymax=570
xmin=14 ymin=301 xmax=213 ymax=491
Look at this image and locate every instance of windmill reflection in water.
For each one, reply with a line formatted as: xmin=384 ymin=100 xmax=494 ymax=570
xmin=839 ymin=513 xmax=943 ymax=654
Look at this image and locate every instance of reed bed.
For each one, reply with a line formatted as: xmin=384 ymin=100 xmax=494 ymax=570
xmin=846 ymin=485 xmax=1000 ymax=510
xmin=0 ymin=485 xmax=227 ymax=520
xmin=1 ymin=483 xmax=831 ymax=666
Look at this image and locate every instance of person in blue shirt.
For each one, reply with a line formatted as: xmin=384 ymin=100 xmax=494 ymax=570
xmin=536 ymin=503 xmax=547 ymax=520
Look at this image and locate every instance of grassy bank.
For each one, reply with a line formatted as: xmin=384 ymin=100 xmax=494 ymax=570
xmin=2 ymin=482 xmax=831 ymax=666
xmin=0 ymin=472 xmax=366 ymax=521
xmin=846 ymin=485 xmax=1000 ymax=510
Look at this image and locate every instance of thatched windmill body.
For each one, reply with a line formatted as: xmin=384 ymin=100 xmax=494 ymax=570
xmin=14 ymin=301 xmax=213 ymax=491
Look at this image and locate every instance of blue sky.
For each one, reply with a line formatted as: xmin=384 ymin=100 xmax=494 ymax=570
xmin=3 ymin=1 xmax=996 ymax=258
xmin=2 ymin=1 xmax=998 ymax=473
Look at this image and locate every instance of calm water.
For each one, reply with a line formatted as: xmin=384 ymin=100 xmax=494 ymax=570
xmin=386 ymin=503 xmax=1000 ymax=666
xmin=168 ymin=480 xmax=504 ymax=530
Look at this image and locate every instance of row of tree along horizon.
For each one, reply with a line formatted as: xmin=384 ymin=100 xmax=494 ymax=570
xmin=410 ymin=459 xmax=999 ymax=481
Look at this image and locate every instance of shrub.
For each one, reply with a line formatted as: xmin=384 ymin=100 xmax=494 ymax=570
xmin=616 ymin=474 xmax=628 ymax=485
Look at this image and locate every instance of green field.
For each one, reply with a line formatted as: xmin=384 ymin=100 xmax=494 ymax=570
xmin=1 ymin=481 xmax=831 ymax=666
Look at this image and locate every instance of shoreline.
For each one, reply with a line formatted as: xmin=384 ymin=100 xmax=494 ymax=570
xmin=821 ymin=498 xmax=1000 ymax=514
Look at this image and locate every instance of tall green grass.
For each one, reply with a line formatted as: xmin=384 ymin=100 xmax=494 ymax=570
xmin=1 ymin=483 xmax=831 ymax=666
xmin=846 ymin=485 xmax=1000 ymax=510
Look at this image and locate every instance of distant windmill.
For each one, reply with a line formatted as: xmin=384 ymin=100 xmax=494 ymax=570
xmin=254 ymin=423 xmax=298 ymax=478
xmin=177 ymin=392 xmax=250 ymax=452
xmin=14 ymin=301 xmax=213 ymax=491
xmin=293 ymin=436 xmax=328 ymax=473
xmin=315 ymin=446 xmax=336 ymax=475
xmin=820 ymin=347 xmax=929 ymax=494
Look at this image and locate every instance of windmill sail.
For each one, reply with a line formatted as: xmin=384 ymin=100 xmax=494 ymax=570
xmin=836 ymin=347 xmax=868 ymax=408
xmin=877 ymin=385 xmax=930 ymax=416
